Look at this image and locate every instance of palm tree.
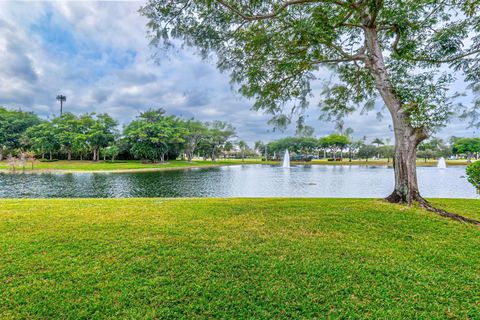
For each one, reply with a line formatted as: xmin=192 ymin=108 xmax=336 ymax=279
xmin=372 ymin=138 xmax=385 ymax=148
xmin=372 ymin=138 xmax=385 ymax=159
xmin=56 ymin=95 xmax=67 ymax=116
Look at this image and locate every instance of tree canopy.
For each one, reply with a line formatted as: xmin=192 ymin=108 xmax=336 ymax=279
xmin=0 ymin=107 xmax=40 ymax=160
xmin=0 ymin=107 xmax=240 ymax=163
xmin=141 ymin=0 xmax=480 ymax=130
xmin=140 ymin=0 xmax=480 ymax=207
xmin=452 ymin=137 xmax=480 ymax=157
xmin=125 ymin=109 xmax=184 ymax=162
xmin=140 ymin=0 xmax=480 ymax=208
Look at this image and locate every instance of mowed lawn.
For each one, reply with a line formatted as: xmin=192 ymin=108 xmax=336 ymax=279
xmin=0 ymin=160 xmax=240 ymax=172
xmin=0 ymin=198 xmax=479 ymax=319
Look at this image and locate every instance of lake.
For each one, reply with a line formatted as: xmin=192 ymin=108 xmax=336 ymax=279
xmin=0 ymin=165 xmax=477 ymax=198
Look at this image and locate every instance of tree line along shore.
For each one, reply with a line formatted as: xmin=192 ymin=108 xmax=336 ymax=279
xmin=1 ymin=107 xmax=479 ymax=169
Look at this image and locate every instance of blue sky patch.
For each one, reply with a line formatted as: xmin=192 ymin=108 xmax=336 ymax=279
xmin=31 ymin=11 xmax=78 ymax=58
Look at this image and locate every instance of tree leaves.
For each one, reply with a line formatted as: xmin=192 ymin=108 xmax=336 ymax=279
xmin=141 ymin=0 xmax=480 ymax=134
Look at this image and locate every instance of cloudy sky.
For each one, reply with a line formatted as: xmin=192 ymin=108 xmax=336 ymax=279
xmin=0 ymin=1 xmax=477 ymax=144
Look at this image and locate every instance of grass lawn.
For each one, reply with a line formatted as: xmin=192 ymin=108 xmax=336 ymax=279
xmin=0 ymin=158 xmax=470 ymax=173
xmin=309 ymin=158 xmax=470 ymax=166
xmin=0 ymin=198 xmax=479 ymax=319
xmin=0 ymin=159 xmax=242 ymax=172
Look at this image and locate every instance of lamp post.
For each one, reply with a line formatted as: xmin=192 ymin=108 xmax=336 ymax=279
xmin=56 ymin=95 xmax=66 ymax=116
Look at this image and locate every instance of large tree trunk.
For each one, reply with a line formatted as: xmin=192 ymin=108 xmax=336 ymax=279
xmin=364 ymin=26 xmax=480 ymax=225
xmin=93 ymin=149 xmax=97 ymax=161
xmin=211 ymin=147 xmax=217 ymax=161
xmin=186 ymin=147 xmax=194 ymax=162
xmin=364 ymin=27 xmax=425 ymax=204
xmin=0 ymin=148 xmax=3 ymax=161
xmin=385 ymin=124 xmax=426 ymax=204
xmin=187 ymin=138 xmax=197 ymax=162
xmin=67 ymin=150 xmax=72 ymax=161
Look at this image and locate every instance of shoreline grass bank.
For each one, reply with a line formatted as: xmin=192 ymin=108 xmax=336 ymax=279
xmin=0 ymin=198 xmax=478 ymax=318
xmin=0 ymin=158 xmax=471 ymax=174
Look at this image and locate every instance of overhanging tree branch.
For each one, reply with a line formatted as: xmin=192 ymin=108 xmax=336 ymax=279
xmin=367 ymin=0 xmax=383 ymax=27
xmin=312 ymin=51 xmax=366 ymax=64
xmin=390 ymin=25 xmax=400 ymax=53
xmin=409 ymin=48 xmax=480 ymax=64
xmin=216 ymin=0 xmax=350 ymax=21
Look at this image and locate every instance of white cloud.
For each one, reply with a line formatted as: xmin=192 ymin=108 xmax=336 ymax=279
xmin=0 ymin=0 xmax=476 ymax=145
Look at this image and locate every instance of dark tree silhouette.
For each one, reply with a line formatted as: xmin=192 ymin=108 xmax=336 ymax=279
xmin=56 ymin=95 xmax=66 ymax=116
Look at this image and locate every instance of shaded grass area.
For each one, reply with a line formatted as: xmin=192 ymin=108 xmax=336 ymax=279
xmin=430 ymin=199 xmax=480 ymax=221
xmin=0 ymin=158 xmax=470 ymax=173
xmin=0 ymin=198 xmax=479 ymax=319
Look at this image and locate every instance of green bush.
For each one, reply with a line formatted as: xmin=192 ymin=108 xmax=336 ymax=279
xmin=466 ymin=161 xmax=480 ymax=190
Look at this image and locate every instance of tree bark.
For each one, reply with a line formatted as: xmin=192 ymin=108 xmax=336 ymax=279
xmin=211 ymin=146 xmax=217 ymax=161
xmin=385 ymin=126 xmax=425 ymax=204
xmin=0 ymin=148 xmax=3 ymax=161
xmin=49 ymin=152 xmax=53 ymax=160
xmin=364 ymin=26 xmax=427 ymax=204
xmin=67 ymin=150 xmax=72 ymax=161
xmin=186 ymin=147 xmax=194 ymax=162
xmin=186 ymin=138 xmax=198 ymax=162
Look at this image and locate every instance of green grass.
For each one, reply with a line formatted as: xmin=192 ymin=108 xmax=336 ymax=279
xmin=309 ymin=158 xmax=469 ymax=166
xmin=0 ymin=158 xmax=470 ymax=173
xmin=0 ymin=159 xmax=243 ymax=172
xmin=0 ymin=198 xmax=479 ymax=319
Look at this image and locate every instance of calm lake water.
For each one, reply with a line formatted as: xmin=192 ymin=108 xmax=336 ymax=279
xmin=0 ymin=165 xmax=477 ymax=199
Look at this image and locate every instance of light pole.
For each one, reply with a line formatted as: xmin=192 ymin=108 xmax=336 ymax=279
xmin=56 ymin=95 xmax=66 ymax=116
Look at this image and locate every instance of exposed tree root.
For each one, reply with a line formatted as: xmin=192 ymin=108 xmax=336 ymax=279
xmin=385 ymin=192 xmax=480 ymax=226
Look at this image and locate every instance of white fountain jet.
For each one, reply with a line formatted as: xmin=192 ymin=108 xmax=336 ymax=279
xmin=282 ymin=149 xmax=291 ymax=168
xmin=437 ymin=157 xmax=447 ymax=169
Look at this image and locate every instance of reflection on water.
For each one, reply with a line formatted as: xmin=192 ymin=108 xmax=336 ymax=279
xmin=0 ymin=165 xmax=477 ymax=199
